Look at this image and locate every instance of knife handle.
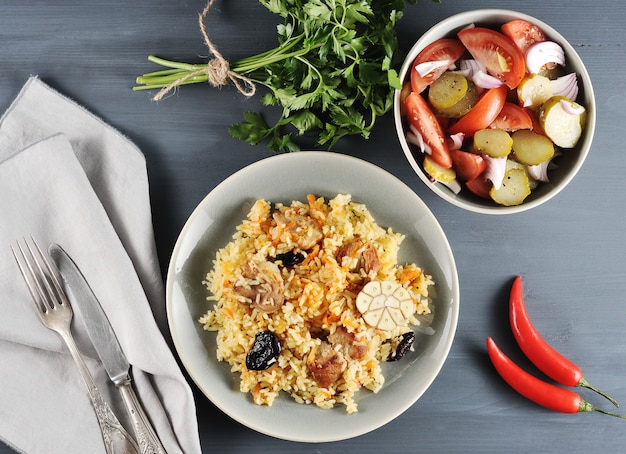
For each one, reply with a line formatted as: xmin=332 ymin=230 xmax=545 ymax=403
xmin=117 ymin=378 xmax=167 ymax=454
xmin=59 ymin=331 xmax=140 ymax=454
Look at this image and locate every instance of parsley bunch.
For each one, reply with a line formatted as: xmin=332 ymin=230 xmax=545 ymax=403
xmin=135 ymin=0 xmax=435 ymax=152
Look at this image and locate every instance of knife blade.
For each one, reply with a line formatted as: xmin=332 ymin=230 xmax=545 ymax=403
xmin=49 ymin=243 xmax=167 ymax=454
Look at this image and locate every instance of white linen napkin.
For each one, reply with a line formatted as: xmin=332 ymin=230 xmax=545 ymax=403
xmin=0 ymin=77 xmax=201 ymax=454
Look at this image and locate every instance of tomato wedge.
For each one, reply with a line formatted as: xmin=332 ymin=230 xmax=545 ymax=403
xmin=501 ymin=19 xmax=547 ymax=54
xmin=450 ymin=149 xmax=487 ymax=181
xmin=465 ymin=176 xmax=492 ymax=199
xmin=404 ymin=92 xmax=452 ymax=168
xmin=527 ymin=108 xmax=547 ymax=136
xmin=458 ymin=27 xmax=526 ymax=89
xmin=489 ymin=102 xmax=533 ymax=131
xmin=448 ymin=85 xmax=507 ymax=136
xmin=410 ymin=38 xmax=466 ymax=94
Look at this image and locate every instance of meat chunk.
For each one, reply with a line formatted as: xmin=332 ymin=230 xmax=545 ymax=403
xmin=327 ymin=326 xmax=367 ymax=360
xmin=272 ymin=212 xmax=323 ymax=250
xmin=307 ymin=341 xmax=346 ymax=389
xmin=233 ymin=260 xmax=284 ymax=313
xmin=336 ymin=238 xmax=380 ymax=274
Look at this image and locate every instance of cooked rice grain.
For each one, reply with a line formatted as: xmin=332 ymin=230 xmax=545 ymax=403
xmin=199 ymin=194 xmax=433 ymax=413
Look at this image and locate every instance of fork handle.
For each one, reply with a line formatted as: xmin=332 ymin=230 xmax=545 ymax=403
xmin=117 ymin=378 xmax=167 ymax=454
xmin=60 ymin=331 xmax=140 ymax=454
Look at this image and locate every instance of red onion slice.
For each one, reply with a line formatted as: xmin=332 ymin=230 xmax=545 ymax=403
xmin=441 ymin=179 xmax=462 ymax=194
xmin=459 ymin=59 xmax=484 ymax=76
xmin=551 ymin=73 xmax=579 ymax=101
xmin=472 ymin=70 xmax=504 ymax=89
xmin=406 ymin=125 xmax=432 ymax=155
xmin=527 ymin=151 xmax=561 ymax=182
xmin=414 ymin=59 xmax=453 ymax=77
xmin=448 ymin=133 xmax=465 ymax=150
xmin=457 ymin=59 xmax=503 ymax=89
xmin=551 ymin=73 xmax=578 ymax=101
xmin=483 ymin=156 xmax=507 ymax=190
xmin=526 ymin=41 xmax=565 ymax=74
xmin=526 ymin=161 xmax=550 ymax=182
xmin=560 ymin=99 xmax=585 ymax=115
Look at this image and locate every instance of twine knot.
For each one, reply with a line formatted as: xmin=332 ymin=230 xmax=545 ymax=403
xmin=206 ymin=58 xmax=230 ymax=86
xmin=153 ymin=0 xmax=256 ymax=101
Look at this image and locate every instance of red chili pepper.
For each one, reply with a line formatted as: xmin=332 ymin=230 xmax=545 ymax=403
xmin=509 ymin=275 xmax=619 ymax=407
xmin=487 ymin=336 xmax=626 ymax=418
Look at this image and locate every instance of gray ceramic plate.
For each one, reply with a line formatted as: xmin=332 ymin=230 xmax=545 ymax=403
xmin=166 ymin=151 xmax=459 ymax=442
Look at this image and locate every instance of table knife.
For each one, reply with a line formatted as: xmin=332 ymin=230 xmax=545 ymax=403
xmin=49 ymin=243 xmax=167 ymax=454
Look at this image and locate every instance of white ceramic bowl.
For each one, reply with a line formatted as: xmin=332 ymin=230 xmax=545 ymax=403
xmin=393 ymin=9 xmax=595 ymax=214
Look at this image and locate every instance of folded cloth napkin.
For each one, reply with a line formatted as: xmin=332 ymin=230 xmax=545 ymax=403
xmin=0 ymin=77 xmax=201 ymax=454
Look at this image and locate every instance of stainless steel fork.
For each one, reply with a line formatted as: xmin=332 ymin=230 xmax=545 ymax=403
xmin=12 ymin=237 xmax=140 ymax=454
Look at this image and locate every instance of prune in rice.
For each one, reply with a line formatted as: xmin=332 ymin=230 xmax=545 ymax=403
xmin=274 ymin=251 xmax=305 ymax=267
xmin=387 ymin=332 xmax=415 ymax=362
xmin=246 ymin=330 xmax=282 ymax=371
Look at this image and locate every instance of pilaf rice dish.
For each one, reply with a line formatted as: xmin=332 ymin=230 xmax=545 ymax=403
xmin=199 ymin=194 xmax=434 ymax=413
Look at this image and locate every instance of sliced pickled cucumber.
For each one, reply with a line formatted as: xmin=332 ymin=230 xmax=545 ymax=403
xmin=506 ymin=159 xmax=539 ymax=190
xmin=490 ymin=168 xmax=531 ymax=206
xmin=429 ymin=72 xmax=469 ymax=109
xmin=423 ymin=155 xmax=456 ymax=183
xmin=473 ymin=128 xmax=513 ymax=158
xmin=429 ymin=73 xmax=479 ymax=118
xmin=539 ymin=96 xmax=586 ymax=148
xmin=512 ymin=129 xmax=555 ymax=166
xmin=517 ymin=74 xmax=553 ymax=110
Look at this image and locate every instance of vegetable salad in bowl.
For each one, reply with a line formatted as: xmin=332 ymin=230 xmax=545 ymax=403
xmin=394 ymin=9 xmax=595 ymax=214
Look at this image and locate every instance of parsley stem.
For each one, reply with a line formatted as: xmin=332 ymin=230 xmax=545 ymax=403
xmin=134 ymin=33 xmax=322 ymax=91
xmin=232 ymin=34 xmax=304 ymax=69
xmin=146 ymin=56 xmax=206 ymax=71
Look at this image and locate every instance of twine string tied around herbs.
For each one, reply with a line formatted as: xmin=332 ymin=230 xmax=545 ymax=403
xmin=152 ymin=0 xmax=256 ymax=101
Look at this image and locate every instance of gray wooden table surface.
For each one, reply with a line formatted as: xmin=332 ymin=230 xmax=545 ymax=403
xmin=2 ymin=0 xmax=625 ymax=452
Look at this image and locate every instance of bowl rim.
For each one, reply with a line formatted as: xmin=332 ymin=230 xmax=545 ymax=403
xmin=393 ymin=9 xmax=596 ymax=215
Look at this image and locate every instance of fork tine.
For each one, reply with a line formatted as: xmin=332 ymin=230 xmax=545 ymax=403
xmin=28 ymin=237 xmax=69 ymax=307
xmin=10 ymin=242 xmax=44 ymax=313
xmin=11 ymin=237 xmax=68 ymax=313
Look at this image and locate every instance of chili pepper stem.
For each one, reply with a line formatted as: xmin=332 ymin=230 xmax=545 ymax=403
xmin=578 ymin=377 xmax=620 ymax=408
xmin=579 ymin=400 xmax=626 ymax=419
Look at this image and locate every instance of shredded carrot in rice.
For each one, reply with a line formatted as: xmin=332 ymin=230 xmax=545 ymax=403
xmin=301 ymin=244 xmax=320 ymax=266
xmin=342 ymin=319 xmax=359 ymax=330
xmin=323 ymin=311 xmax=341 ymax=326
xmin=399 ymin=267 xmax=420 ymax=286
xmin=222 ymin=307 xmax=234 ymax=319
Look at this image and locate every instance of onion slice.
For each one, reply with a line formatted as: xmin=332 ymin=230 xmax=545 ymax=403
xmin=526 ymin=41 xmax=565 ymax=74
xmin=415 ymin=59 xmax=453 ymax=77
xmin=526 ymin=161 xmax=550 ymax=182
xmin=457 ymin=59 xmax=503 ymax=89
xmin=472 ymin=70 xmax=504 ymax=89
xmin=406 ymin=125 xmax=432 ymax=155
xmin=441 ymin=179 xmax=462 ymax=194
xmin=527 ymin=151 xmax=561 ymax=182
xmin=483 ymin=156 xmax=507 ymax=190
xmin=560 ymin=98 xmax=585 ymax=115
xmin=459 ymin=59 xmax=484 ymax=77
xmin=448 ymin=133 xmax=465 ymax=151
xmin=551 ymin=73 xmax=579 ymax=101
